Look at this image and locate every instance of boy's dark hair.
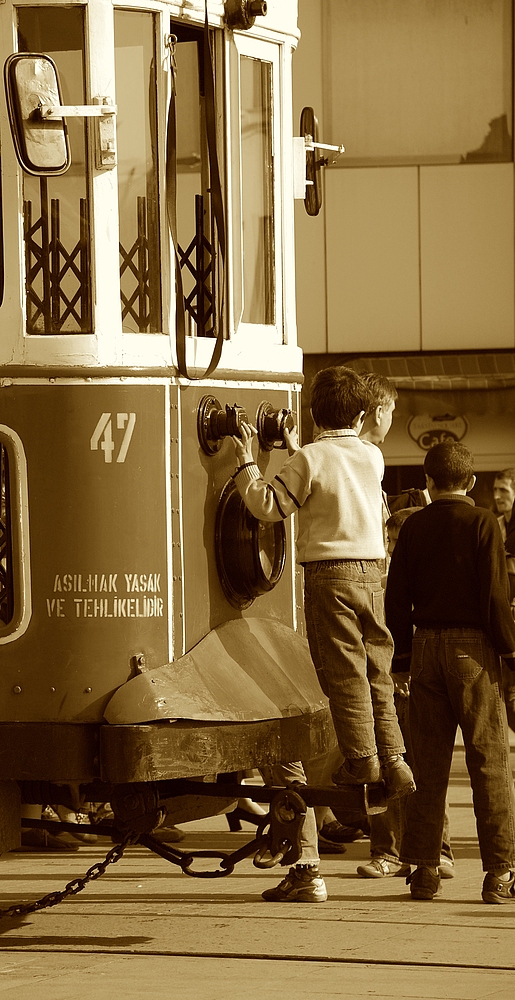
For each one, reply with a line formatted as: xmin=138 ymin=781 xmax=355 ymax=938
xmin=495 ymin=468 xmax=515 ymax=490
xmin=359 ymin=371 xmax=398 ymax=412
xmin=310 ymin=366 xmax=372 ymax=429
xmin=386 ymin=506 xmax=424 ymax=532
xmin=424 ymin=442 xmax=474 ymax=492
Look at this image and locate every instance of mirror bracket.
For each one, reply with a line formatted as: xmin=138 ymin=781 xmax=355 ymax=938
xmin=39 ymin=102 xmax=117 ymax=119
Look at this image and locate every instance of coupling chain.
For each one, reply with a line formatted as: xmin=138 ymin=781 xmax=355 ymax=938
xmin=0 ymin=831 xmax=138 ymax=921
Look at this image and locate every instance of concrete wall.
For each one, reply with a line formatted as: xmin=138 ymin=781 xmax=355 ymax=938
xmin=293 ymin=1 xmax=515 ymax=356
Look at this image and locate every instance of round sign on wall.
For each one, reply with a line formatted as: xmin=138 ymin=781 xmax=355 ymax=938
xmin=407 ymin=413 xmax=468 ymax=452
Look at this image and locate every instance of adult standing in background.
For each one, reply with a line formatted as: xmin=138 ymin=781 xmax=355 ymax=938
xmin=493 ymin=469 xmax=515 ymax=729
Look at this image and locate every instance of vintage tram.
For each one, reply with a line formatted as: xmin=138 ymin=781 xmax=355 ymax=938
xmin=0 ymin=0 xmax=338 ymax=853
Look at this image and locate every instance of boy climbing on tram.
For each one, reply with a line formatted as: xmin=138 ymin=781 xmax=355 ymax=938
xmin=230 ymin=365 xmax=414 ymax=902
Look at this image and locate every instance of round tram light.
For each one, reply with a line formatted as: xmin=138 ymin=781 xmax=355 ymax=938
xmin=215 ymin=479 xmax=286 ymax=610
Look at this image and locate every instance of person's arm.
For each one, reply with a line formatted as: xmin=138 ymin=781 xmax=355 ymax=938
xmin=477 ymin=513 xmax=515 ymax=662
xmin=385 ymin=530 xmax=415 ymax=668
xmin=231 ymin=422 xmax=310 ymax=522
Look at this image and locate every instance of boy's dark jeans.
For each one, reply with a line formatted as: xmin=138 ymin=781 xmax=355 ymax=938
xmin=304 ymin=559 xmax=404 ymax=759
xmin=370 ymin=693 xmax=453 ymax=864
xmin=401 ymin=628 xmax=515 ymax=874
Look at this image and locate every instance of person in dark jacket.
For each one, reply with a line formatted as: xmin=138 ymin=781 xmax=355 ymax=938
xmin=385 ymin=441 xmax=515 ymax=904
xmin=493 ymin=469 xmax=515 ymax=730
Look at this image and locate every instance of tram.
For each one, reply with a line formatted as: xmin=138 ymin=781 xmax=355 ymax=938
xmin=0 ymin=0 xmax=336 ymax=851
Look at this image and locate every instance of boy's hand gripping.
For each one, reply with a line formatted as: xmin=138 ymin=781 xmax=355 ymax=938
xmin=232 ymin=421 xmax=257 ymax=465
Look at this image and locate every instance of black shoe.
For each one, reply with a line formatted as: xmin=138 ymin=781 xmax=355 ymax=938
xmin=381 ymin=756 xmax=416 ymax=800
xmin=227 ymin=807 xmax=264 ymax=831
xmin=482 ymin=871 xmax=515 ymax=904
xmin=406 ymin=866 xmax=441 ymax=900
xmin=318 ymin=821 xmax=348 ymax=854
xmin=150 ymin=825 xmax=185 ymax=844
xmin=332 ymin=755 xmax=381 ymax=786
xmin=13 ymin=828 xmax=80 ymax=852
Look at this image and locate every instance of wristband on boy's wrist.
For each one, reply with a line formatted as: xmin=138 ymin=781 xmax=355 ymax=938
xmin=232 ymin=461 xmax=255 ymax=479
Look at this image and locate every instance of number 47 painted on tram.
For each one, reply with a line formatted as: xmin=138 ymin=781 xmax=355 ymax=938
xmin=90 ymin=412 xmax=136 ymax=463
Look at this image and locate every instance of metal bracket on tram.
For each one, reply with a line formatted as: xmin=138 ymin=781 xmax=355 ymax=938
xmin=197 ymin=395 xmax=248 ymax=455
xmin=38 ymin=101 xmax=117 ymax=119
xmin=293 ymin=106 xmax=345 ymax=217
xmin=256 ymin=401 xmax=296 ymax=451
xmin=38 ymin=97 xmax=117 ymax=170
xmin=252 ymin=789 xmax=306 ymax=869
xmin=224 ymin=0 xmax=268 ymax=31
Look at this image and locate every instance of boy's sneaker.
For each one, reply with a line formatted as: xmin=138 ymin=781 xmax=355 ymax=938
xmin=381 ymin=756 xmax=416 ymax=800
xmin=439 ymin=856 xmax=455 ymax=879
xmin=482 ymin=871 xmax=515 ymax=904
xmin=318 ymin=820 xmax=348 ymax=853
xmin=406 ymin=866 xmax=441 ymax=900
xmin=332 ymin=754 xmax=381 ymax=786
xmin=357 ymin=857 xmax=410 ymax=878
xmin=261 ymin=866 xmax=328 ymax=903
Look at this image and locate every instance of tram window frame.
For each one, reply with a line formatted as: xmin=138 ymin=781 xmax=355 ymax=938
xmin=0 ymin=151 xmax=3 ymax=309
xmin=114 ymin=8 xmax=163 ymax=334
xmin=0 ymin=427 xmax=32 ymax=644
xmin=16 ymin=5 xmax=92 ymax=336
xmin=169 ymin=18 xmax=227 ymax=344
xmin=228 ymin=33 xmax=283 ymax=347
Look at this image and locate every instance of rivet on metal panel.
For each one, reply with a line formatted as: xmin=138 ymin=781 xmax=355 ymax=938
xmin=84 ymin=687 xmax=92 ymax=694
xmin=50 ymin=686 xmax=56 ymax=693
xmin=131 ymin=653 xmax=147 ymax=674
xmin=12 ymin=686 xmax=22 ymax=694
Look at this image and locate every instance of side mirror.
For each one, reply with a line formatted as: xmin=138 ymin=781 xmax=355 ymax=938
xmin=300 ymin=107 xmax=323 ymax=217
xmin=4 ymin=53 xmax=70 ymax=176
xmin=297 ymin=107 xmax=345 ymax=217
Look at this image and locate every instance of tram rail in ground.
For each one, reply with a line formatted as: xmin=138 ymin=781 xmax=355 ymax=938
xmin=1 ymin=744 xmax=514 ymax=999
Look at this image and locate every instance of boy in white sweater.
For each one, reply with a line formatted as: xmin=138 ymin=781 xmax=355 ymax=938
xmin=232 ymin=365 xmax=414 ymax=799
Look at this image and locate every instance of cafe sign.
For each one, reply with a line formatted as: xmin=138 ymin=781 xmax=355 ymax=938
xmin=407 ymin=413 xmax=468 ymax=452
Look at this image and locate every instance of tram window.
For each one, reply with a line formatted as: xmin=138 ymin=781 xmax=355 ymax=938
xmin=17 ymin=8 xmax=91 ymax=334
xmin=114 ymin=11 xmax=161 ymax=333
xmin=0 ymin=429 xmax=31 ymax=643
xmin=0 ymin=444 xmax=13 ymax=628
xmin=0 ymin=152 xmax=3 ymax=309
xmin=171 ymin=22 xmax=222 ymax=339
xmin=240 ymin=56 xmax=274 ymax=325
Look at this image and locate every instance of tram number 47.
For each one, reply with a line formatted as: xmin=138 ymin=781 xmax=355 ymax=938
xmin=90 ymin=413 xmax=136 ymax=463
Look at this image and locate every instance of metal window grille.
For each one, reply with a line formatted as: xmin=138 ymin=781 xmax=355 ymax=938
xmin=178 ymin=195 xmax=216 ymax=337
xmin=119 ymin=196 xmax=161 ymax=332
xmin=23 ymin=188 xmax=91 ymax=335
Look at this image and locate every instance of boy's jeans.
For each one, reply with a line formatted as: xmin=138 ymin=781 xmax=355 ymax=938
xmin=401 ymin=628 xmax=515 ymax=874
xmin=304 ymin=559 xmax=404 ymax=760
xmin=370 ymin=693 xmax=453 ymax=864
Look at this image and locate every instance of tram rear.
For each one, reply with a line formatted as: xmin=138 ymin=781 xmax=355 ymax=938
xmin=0 ymin=0 xmax=335 ymax=851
